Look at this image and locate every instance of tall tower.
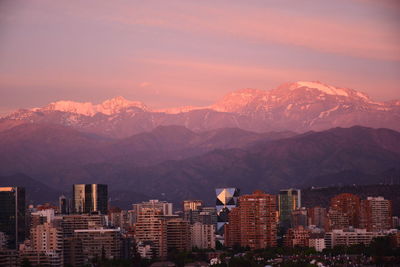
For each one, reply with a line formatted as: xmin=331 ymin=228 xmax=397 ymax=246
xmin=215 ymin=188 xmax=240 ymax=236
xmin=0 ymin=187 xmax=26 ymax=249
xmin=225 ymin=190 xmax=277 ymax=249
xmin=328 ymin=193 xmax=360 ymax=230
xmin=72 ymin=184 xmax=108 ymax=214
xmin=278 ymin=188 xmax=301 ymax=229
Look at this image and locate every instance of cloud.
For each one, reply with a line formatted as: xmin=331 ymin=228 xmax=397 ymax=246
xmin=139 ymin=82 xmax=151 ymax=87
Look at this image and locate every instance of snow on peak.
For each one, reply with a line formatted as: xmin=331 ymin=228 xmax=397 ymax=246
xmin=212 ymin=88 xmax=266 ymax=112
xmin=38 ymin=96 xmax=148 ymax=116
xmin=291 ymin=81 xmax=349 ymax=97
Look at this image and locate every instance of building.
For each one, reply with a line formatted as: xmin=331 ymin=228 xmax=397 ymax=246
xmin=328 ymin=193 xmax=360 ymax=230
xmin=215 ymin=188 xmax=240 ymax=235
xmin=63 ymin=236 xmax=84 ymax=267
xmin=183 ymin=200 xmax=203 ymax=212
xmin=61 ymin=214 xmax=106 ymax=237
xmin=134 ymin=208 xmax=167 ymax=259
xmin=191 ymin=223 xmax=216 ymax=249
xmin=308 ymin=237 xmax=326 ymax=252
xmin=72 ymin=184 xmax=108 ymax=214
xmin=278 ymin=189 xmax=301 ymax=229
xmin=30 ymin=222 xmax=63 ymax=254
xmin=360 ymin=197 xmax=392 ymax=231
xmin=166 ymin=219 xmax=191 ymax=252
xmin=74 ymin=228 xmax=122 ymax=263
xmin=307 ymin=207 xmax=327 ymax=229
xmin=19 ymin=250 xmax=62 ymax=266
xmin=132 ymin=200 xmax=173 ymax=224
xmin=0 ymin=187 xmax=26 ymax=249
xmin=324 ymin=229 xmax=388 ymax=248
xmin=291 ymin=207 xmax=308 ymax=228
xmin=283 ymin=226 xmax=310 ymax=248
xmin=59 ymin=195 xmax=69 ymax=215
xmin=225 ymin=190 xmax=277 ymax=249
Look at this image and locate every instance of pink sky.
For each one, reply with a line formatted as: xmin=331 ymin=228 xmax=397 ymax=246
xmin=0 ymin=0 xmax=399 ymax=113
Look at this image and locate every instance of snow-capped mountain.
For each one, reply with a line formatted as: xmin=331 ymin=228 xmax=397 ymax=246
xmin=2 ymin=81 xmax=399 ymax=138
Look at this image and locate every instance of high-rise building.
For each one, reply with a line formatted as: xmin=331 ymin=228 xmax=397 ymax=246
xmin=360 ymin=197 xmax=392 ymax=231
xmin=225 ymin=190 xmax=277 ymax=249
xmin=131 ymin=200 xmax=173 ymax=224
xmin=328 ymin=193 xmax=360 ymax=230
xmin=183 ymin=200 xmax=203 ymax=212
xmin=191 ymin=222 xmax=216 ymax=249
xmin=307 ymin=207 xmax=327 ymax=229
xmin=215 ymin=188 xmax=240 ymax=235
xmin=61 ymin=214 xmax=106 ymax=237
xmin=291 ymin=207 xmax=308 ymax=228
xmin=74 ymin=228 xmax=122 ymax=263
xmin=166 ymin=219 xmax=191 ymax=252
xmin=134 ymin=208 xmax=167 ymax=259
xmin=283 ymin=226 xmax=310 ymax=248
xmin=59 ymin=195 xmax=69 ymax=215
xmin=278 ymin=188 xmax=301 ymax=229
xmin=0 ymin=187 xmax=26 ymax=249
xmin=30 ymin=222 xmax=63 ymax=255
xmin=72 ymin=184 xmax=108 ymax=214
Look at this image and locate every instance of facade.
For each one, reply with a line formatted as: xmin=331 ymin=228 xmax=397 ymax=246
xmin=225 ymin=191 xmax=277 ymax=249
xmin=134 ymin=208 xmax=167 ymax=259
xmin=63 ymin=236 xmax=84 ymax=267
xmin=291 ymin=207 xmax=308 ymax=228
xmin=132 ymin=200 xmax=173 ymax=224
xmin=166 ymin=219 xmax=191 ymax=252
xmin=74 ymin=228 xmax=122 ymax=263
xmin=19 ymin=250 xmax=62 ymax=266
xmin=59 ymin=195 xmax=69 ymax=215
xmin=215 ymin=188 xmax=240 ymax=235
xmin=0 ymin=187 xmax=26 ymax=249
xmin=308 ymin=238 xmax=326 ymax=252
xmin=360 ymin=197 xmax=392 ymax=231
xmin=61 ymin=214 xmax=106 ymax=237
xmin=284 ymin=226 xmax=310 ymax=247
xmin=278 ymin=189 xmax=301 ymax=229
xmin=328 ymin=193 xmax=360 ymax=230
xmin=324 ymin=229 xmax=387 ymax=248
xmin=72 ymin=184 xmax=108 ymax=214
xmin=191 ymin=223 xmax=216 ymax=249
xmin=30 ymin=222 xmax=63 ymax=254
xmin=183 ymin=200 xmax=203 ymax=212
xmin=307 ymin=207 xmax=327 ymax=229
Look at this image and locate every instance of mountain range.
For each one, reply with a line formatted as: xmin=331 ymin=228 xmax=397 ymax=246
xmin=2 ymin=81 xmax=400 ymax=138
xmin=1 ymin=81 xmax=400 ymax=206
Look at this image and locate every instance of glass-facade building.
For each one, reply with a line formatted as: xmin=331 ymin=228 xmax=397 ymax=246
xmin=72 ymin=184 xmax=108 ymax=214
xmin=278 ymin=188 xmax=301 ymax=229
xmin=215 ymin=187 xmax=240 ymax=236
xmin=0 ymin=187 xmax=26 ymax=249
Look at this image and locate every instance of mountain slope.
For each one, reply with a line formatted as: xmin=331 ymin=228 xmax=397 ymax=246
xmin=2 ymin=81 xmax=399 ymax=138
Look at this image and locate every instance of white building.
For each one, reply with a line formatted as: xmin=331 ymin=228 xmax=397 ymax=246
xmin=191 ymin=222 xmax=215 ymax=249
xmin=308 ymin=238 xmax=325 ymax=252
xmin=324 ymin=229 xmax=389 ymax=248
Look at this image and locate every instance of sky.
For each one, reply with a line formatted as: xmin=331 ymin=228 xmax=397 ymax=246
xmin=0 ymin=0 xmax=399 ymax=114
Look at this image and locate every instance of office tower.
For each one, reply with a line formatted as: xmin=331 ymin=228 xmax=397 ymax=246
xmin=59 ymin=195 xmax=69 ymax=215
xmin=191 ymin=222 xmax=216 ymax=249
xmin=225 ymin=190 xmax=277 ymax=249
xmin=74 ymin=228 xmax=122 ymax=263
xmin=215 ymin=188 xmax=240 ymax=235
xmin=328 ymin=193 xmax=360 ymax=230
xmin=132 ymin=200 xmax=173 ymax=224
xmin=183 ymin=200 xmax=203 ymax=212
xmin=278 ymin=188 xmax=301 ymax=229
xmin=283 ymin=226 xmax=310 ymax=248
xmin=0 ymin=187 xmax=26 ymax=249
xmin=307 ymin=207 xmax=327 ymax=229
xmin=134 ymin=208 xmax=167 ymax=259
xmin=72 ymin=184 xmax=108 ymax=214
xmin=291 ymin=207 xmax=308 ymax=228
xmin=166 ymin=219 xmax=191 ymax=252
xmin=360 ymin=197 xmax=392 ymax=231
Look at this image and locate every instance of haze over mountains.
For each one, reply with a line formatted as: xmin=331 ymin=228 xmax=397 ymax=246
xmin=2 ymin=81 xmax=400 ymax=138
xmin=1 ymin=81 xmax=400 ymax=206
